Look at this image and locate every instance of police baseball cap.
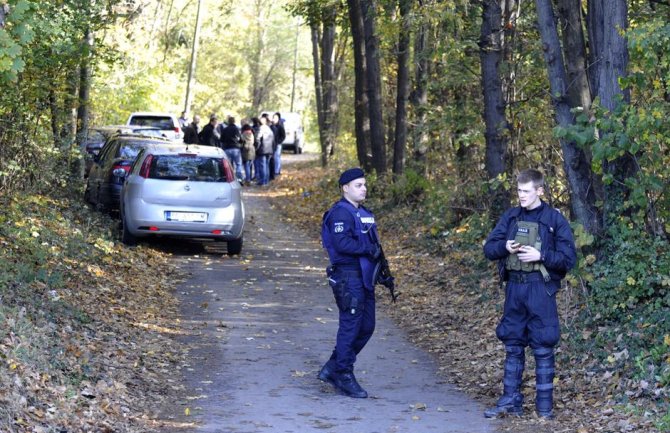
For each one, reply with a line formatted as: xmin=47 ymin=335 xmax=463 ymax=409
xmin=338 ymin=168 xmax=365 ymax=186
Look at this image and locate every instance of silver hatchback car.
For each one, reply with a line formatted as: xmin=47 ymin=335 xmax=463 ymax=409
xmin=120 ymin=143 xmax=245 ymax=254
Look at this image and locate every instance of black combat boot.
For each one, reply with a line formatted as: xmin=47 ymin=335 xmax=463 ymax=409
xmin=484 ymin=345 xmax=525 ymax=418
xmin=533 ymin=347 xmax=555 ymax=419
xmin=333 ymin=371 xmax=368 ymax=398
xmin=317 ymin=360 xmax=336 ymax=385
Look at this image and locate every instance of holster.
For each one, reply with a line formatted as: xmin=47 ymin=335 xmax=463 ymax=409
xmin=326 ymin=266 xmax=358 ymax=313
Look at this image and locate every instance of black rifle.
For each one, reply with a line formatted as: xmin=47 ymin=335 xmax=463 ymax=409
xmin=376 ymin=244 xmax=398 ymax=303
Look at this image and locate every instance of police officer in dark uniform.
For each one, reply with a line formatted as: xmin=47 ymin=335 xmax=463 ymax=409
xmin=483 ymin=169 xmax=576 ymax=419
xmin=318 ymin=168 xmax=381 ymax=398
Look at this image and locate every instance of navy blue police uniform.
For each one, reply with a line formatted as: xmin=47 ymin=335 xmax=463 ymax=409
xmin=318 ymin=169 xmax=380 ymax=398
xmin=483 ymin=201 xmax=576 ymax=418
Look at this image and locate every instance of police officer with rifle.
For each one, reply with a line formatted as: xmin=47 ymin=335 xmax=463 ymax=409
xmin=318 ymin=168 xmax=396 ymax=398
xmin=483 ymin=169 xmax=576 ymax=419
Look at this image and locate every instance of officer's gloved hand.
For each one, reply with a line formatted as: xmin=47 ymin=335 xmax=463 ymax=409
xmin=369 ymin=244 xmax=382 ymax=261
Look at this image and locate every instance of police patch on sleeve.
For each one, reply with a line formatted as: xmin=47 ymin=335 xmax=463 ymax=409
xmin=333 ymin=221 xmax=344 ymax=233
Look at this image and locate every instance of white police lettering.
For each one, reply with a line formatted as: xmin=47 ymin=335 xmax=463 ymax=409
xmin=360 ymin=217 xmax=375 ymax=224
xmin=517 ymin=227 xmax=529 ymax=234
xmin=334 ymin=221 xmax=344 ymax=233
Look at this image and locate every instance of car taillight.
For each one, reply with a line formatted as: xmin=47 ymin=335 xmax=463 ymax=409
xmin=220 ymin=159 xmax=234 ymax=182
xmin=112 ymin=163 xmax=131 ymax=179
xmin=174 ymin=126 xmax=181 ymax=134
xmin=139 ymin=154 xmax=154 ymax=178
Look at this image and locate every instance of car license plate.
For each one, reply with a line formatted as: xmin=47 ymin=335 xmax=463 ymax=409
xmin=165 ymin=211 xmax=207 ymax=222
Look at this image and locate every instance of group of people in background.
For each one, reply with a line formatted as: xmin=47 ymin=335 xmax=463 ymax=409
xmin=179 ymin=111 xmax=286 ymax=186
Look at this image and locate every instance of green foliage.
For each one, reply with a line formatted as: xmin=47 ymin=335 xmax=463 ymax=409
xmin=385 ymin=169 xmax=430 ymax=205
xmin=589 ymin=222 xmax=670 ymax=319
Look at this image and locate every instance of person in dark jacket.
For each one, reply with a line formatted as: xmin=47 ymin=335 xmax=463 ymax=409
xmin=483 ymin=169 xmax=576 ymax=419
xmin=219 ymin=116 xmax=243 ymax=181
xmin=269 ymin=112 xmax=286 ymax=179
xmin=198 ymin=115 xmax=220 ymax=147
xmin=318 ymin=168 xmax=382 ymax=399
xmin=251 ymin=117 xmax=261 ymax=182
xmin=183 ymin=115 xmax=201 ymax=144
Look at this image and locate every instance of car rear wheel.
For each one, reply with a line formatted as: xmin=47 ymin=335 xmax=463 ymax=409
xmin=227 ymin=237 xmax=243 ymax=255
xmin=121 ymin=212 xmax=137 ymax=246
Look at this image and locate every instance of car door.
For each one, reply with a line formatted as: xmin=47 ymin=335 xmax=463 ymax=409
xmin=89 ymin=139 xmax=119 ymax=205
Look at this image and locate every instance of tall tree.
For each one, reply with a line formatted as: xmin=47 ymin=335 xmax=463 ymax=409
xmin=392 ymin=0 xmax=411 ymax=177
xmin=479 ymin=0 xmax=512 ymax=219
xmin=409 ymin=0 xmax=430 ymax=170
xmin=360 ymin=0 xmax=387 ymax=174
xmin=535 ymin=0 xmax=601 ymax=234
xmin=347 ymin=0 xmax=372 ymax=171
xmin=596 ymin=0 xmax=636 ymax=224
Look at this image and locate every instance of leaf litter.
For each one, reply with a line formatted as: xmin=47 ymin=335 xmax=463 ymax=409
xmin=268 ymin=160 xmax=665 ymax=433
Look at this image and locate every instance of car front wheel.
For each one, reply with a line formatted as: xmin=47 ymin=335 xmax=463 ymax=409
xmin=227 ymin=237 xmax=243 ymax=255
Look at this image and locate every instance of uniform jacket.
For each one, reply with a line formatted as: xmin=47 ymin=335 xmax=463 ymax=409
xmin=483 ymin=201 xmax=576 ymax=284
xmin=322 ymin=199 xmax=379 ymax=289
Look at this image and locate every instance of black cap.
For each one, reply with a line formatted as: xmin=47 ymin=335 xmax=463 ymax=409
xmin=338 ymin=168 xmax=365 ymax=186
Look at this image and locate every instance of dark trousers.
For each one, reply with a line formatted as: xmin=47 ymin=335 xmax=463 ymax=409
xmin=328 ymin=275 xmax=376 ymax=373
xmin=496 ymin=273 xmax=560 ymax=349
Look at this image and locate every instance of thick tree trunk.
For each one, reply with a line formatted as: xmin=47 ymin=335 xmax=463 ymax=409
xmin=535 ymin=0 xmax=601 ymax=235
xmin=361 ymin=0 xmax=387 ymax=174
xmin=347 ymin=0 xmax=372 ymax=171
xmin=586 ymin=0 xmax=604 ymax=99
xmin=479 ymin=0 xmax=511 ymax=219
xmin=598 ymin=0 xmax=636 ymax=223
xmin=392 ymin=0 xmax=411 ymax=177
xmin=556 ymin=0 xmax=591 ymax=110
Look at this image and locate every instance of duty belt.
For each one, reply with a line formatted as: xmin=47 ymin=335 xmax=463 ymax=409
xmin=507 ymin=272 xmax=545 ymax=283
xmin=333 ymin=267 xmax=362 ymax=278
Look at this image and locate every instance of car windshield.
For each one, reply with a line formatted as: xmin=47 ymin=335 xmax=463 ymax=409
xmin=129 ymin=116 xmax=175 ymax=130
xmin=149 ymin=155 xmax=225 ymax=181
xmin=118 ymin=141 xmax=151 ymax=159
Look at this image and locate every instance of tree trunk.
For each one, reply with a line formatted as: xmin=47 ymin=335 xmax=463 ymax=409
xmin=535 ymin=0 xmax=601 ymax=235
xmin=479 ymin=0 xmax=511 ymax=219
xmin=410 ymin=0 xmax=430 ymax=171
xmin=392 ymin=0 xmax=411 ymax=177
xmin=320 ymin=10 xmax=338 ymax=162
xmin=586 ymin=0 xmax=604 ymax=99
xmin=556 ymin=0 xmax=591 ymax=110
xmin=311 ymin=25 xmax=327 ymax=167
xmin=361 ymin=0 xmax=386 ymax=174
xmin=347 ymin=0 xmax=372 ymax=171
xmin=75 ymin=27 xmax=93 ymax=179
xmin=598 ymin=0 xmax=636 ymax=223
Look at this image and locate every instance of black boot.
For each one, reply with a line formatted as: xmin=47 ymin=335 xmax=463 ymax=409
xmin=317 ymin=360 xmax=336 ymax=385
xmin=484 ymin=345 xmax=525 ymax=418
xmin=534 ymin=347 xmax=555 ymax=419
xmin=333 ymin=371 xmax=368 ymax=398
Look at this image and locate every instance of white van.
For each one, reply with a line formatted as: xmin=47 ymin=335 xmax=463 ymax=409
xmin=127 ymin=112 xmax=183 ymax=141
xmin=281 ymin=112 xmax=304 ymax=154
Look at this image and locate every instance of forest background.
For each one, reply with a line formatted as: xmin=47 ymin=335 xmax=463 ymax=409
xmin=0 ymin=0 xmax=669 ymax=431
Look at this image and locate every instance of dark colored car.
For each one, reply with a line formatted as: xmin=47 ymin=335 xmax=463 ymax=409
xmin=82 ymin=126 xmax=164 ymax=177
xmin=85 ymin=133 xmax=171 ymax=211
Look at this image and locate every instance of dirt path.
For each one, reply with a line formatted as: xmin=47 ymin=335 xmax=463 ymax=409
xmin=157 ymin=159 xmax=500 ymax=433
